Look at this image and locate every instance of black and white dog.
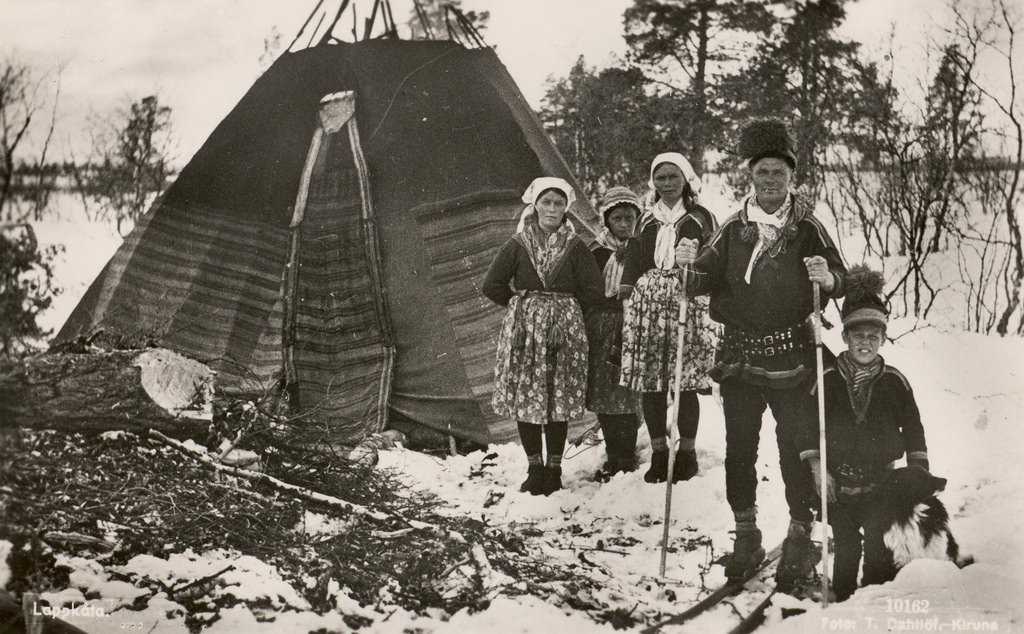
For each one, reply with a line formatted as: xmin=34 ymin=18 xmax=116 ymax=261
xmin=878 ymin=466 xmax=973 ymax=570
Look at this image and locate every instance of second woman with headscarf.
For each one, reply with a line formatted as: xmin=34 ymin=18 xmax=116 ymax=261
xmin=619 ymin=154 xmax=720 ymax=484
xmin=483 ymin=177 xmax=604 ymax=496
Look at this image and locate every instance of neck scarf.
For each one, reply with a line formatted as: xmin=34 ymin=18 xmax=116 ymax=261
xmin=836 ymin=351 xmax=885 ymax=423
xmin=518 ymin=210 xmax=576 ymax=287
xmin=595 ymin=228 xmax=629 ymax=297
xmin=742 ymin=193 xmax=792 ymax=284
xmin=650 ymin=197 xmax=687 ymax=270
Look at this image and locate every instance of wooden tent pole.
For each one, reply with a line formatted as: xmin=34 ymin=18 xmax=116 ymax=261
xmin=287 ymin=0 xmax=327 ymax=51
xmin=382 ymin=0 xmax=398 ymax=37
xmin=319 ymin=0 xmax=352 ymax=46
xmin=413 ymin=0 xmax=435 ymax=39
xmin=363 ymin=0 xmax=382 ymax=40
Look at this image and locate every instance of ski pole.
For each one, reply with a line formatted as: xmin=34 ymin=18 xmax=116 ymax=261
xmin=660 ymin=268 xmax=689 ymax=578
xmin=812 ymin=281 xmax=830 ymax=607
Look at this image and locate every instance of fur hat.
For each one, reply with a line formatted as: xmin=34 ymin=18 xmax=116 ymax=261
xmin=598 ymin=186 xmax=641 ymax=222
xmin=842 ymin=265 xmax=888 ymax=329
xmin=738 ymin=119 xmax=797 ymax=169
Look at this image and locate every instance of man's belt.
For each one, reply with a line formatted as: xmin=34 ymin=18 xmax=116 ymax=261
xmin=723 ymin=323 xmax=811 ymax=358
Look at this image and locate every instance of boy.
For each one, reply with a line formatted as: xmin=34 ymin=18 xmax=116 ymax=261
xmin=800 ymin=265 xmax=929 ymax=601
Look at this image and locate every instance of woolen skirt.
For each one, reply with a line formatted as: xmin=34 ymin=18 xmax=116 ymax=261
xmin=585 ymin=305 xmax=641 ymax=415
xmin=492 ymin=291 xmax=588 ymax=424
xmin=619 ymin=268 xmax=719 ymax=393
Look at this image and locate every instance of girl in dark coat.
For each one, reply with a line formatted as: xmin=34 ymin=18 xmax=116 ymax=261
xmin=619 ymin=153 xmax=720 ymax=484
xmin=482 ymin=177 xmax=604 ymax=495
xmin=587 ymin=186 xmax=643 ymax=480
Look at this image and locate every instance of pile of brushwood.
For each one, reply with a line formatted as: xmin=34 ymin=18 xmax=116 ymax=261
xmin=0 ymin=423 xmax=615 ymax=632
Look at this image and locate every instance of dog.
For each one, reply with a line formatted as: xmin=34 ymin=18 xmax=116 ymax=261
xmin=877 ymin=466 xmax=973 ymax=570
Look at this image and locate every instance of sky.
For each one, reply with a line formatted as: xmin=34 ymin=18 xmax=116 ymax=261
xmin=0 ymin=0 xmax=960 ymax=166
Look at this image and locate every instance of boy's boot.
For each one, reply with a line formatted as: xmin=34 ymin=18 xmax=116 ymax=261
xmin=520 ymin=457 xmax=545 ymax=495
xmin=643 ymin=436 xmax=669 ymax=483
xmin=725 ymin=508 xmax=766 ymax=581
xmin=775 ymin=518 xmax=821 ymax=594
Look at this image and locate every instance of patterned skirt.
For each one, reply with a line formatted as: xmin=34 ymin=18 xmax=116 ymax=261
xmin=586 ymin=306 xmax=641 ymax=415
xmin=619 ymin=268 xmax=719 ymax=393
xmin=492 ymin=291 xmax=588 ymax=425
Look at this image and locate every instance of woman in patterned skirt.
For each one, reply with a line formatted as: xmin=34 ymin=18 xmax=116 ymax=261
xmin=587 ymin=186 xmax=643 ymax=480
xmin=483 ymin=177 xmax=604 ymax=496
xmin=619 ymin=153 xmax=720 ymax=483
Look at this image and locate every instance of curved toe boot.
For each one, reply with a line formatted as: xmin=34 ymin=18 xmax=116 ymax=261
xmin=725 ymin=529 xmax=766 ymax=581
xmin=617 ymin=452 xmax=638 ymax=474
xmin=775 ymin=522 xmax=821 ymax=593
xmin=643 ymin=449 xmax=669 ymax=483
xmin=541 ymin=466 xmax=562 ymax=495
xmin=520 ymin=464 xmax=545 ymax=495
xmin=671 ymin=450 xmax=699 ymax=482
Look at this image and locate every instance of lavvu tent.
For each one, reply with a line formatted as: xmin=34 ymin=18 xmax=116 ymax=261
xmin=56 ymin=32 xmax=598 ymax=447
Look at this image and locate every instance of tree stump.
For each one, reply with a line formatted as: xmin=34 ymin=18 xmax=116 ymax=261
xmin=0 ymin=348 xmax=214 ymax=437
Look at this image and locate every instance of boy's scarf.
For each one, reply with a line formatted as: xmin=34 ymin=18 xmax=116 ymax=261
xmin=595 ymin=228 xmax=629 ymax=298
xmin=518 ymin=210 xmax=576 ymax=287
xmin=649 ymin=197 xmax=687 ymax=270
xmin=742 ymin=193 xmax=792 ymax=284
xmin=836 ymin=351 xmax=885 ymax=423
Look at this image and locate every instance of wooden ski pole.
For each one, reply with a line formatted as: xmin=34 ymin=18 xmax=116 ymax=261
xmin=660 ymin=268 xmax=689 ymax=578
xmin=812 ymin=281 xmax=830 ymax=607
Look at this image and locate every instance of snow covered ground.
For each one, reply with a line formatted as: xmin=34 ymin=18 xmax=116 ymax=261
xmin=3 ymin=191 xmax=1023 ymax=632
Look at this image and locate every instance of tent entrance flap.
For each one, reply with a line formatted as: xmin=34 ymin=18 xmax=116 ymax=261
xmin=284 ymin=91 xmax=395 ymax=442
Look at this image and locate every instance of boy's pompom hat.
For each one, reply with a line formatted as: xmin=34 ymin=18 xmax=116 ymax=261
xmin=841 ymin=265 xmax=888 ymax=329
xmin=738 ymin=118 xmax=797 ymax=169
xmin=598 ymin=186 xmax=641 ymax=220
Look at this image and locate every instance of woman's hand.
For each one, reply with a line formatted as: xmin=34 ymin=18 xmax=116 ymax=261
xmin=803 ymin=256 xmax=835 ymax=293
xmin=675 ymin=238 xmax=698 ymax=266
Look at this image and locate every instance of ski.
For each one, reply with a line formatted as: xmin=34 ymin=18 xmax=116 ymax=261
xmin=728 ymin=589 xmax=776 ymax=634
xmin=641 ymin=543 xmax=783 ymax=633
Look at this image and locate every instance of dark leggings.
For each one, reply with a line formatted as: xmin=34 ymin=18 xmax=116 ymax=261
xmin=597 ymin=413 xmax=639 ymax=453
xmin=642 ymin=390 xmax=699 ymax=441
xmin=518 ymin=421 xmax=568 ymax=459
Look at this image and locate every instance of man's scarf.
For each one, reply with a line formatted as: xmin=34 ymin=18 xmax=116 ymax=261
xmin=741 ymin=193 xmax=793 ymax=284
xmin=836 ymin=351 xmax=885 ymax=423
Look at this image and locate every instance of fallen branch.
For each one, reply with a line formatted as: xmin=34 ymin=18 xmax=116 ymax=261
xmin=168 ymin=565 xmax=234 ymax=600
xmin=371 ymin=528 xmax=416 ymax=539
xmin=146 ymin=429 xmax=465 ymax=543
xmin=574 ymin=545 xmax=629 ymax=556
xmin=42 ymin=531 xmax=116 ymax=552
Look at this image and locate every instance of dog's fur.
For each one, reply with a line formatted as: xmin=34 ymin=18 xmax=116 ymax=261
xmin=878 ymin=466 xmax=973 ymax=569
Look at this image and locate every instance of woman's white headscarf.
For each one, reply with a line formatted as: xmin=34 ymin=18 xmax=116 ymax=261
xmin=516 ymin=177 xmax=577 ymax=232
xmin=647 ymin=153 xmax=702 ymax=270
xmin=648 ymin=152 xmax=702 ymax=198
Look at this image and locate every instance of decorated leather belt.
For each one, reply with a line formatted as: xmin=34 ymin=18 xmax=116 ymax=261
xmin=835 ymin=462 xmax=896 ymax=497
xmin=724 ymin=323 xmax=810 ymax=358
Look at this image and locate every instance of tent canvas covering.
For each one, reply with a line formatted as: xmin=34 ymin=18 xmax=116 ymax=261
xmin=57 ymin=40 xmax=598 ymax=446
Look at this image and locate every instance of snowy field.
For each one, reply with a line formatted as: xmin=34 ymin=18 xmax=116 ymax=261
xmin=3 ymin=190 xmax=1023 ymax=633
